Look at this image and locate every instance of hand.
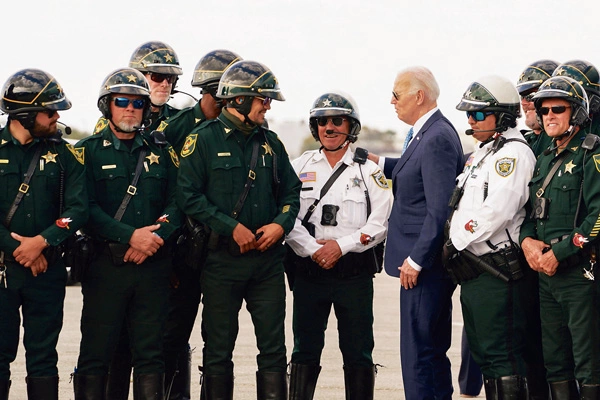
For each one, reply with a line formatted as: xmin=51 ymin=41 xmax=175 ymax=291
xmin=538 ymin=248 xmax=559 ymax=277
xmin=29 ymin=254 xmax=48 ymax=277
xmin=124 ymin=247 xmax=149 ymax=265
xmin=521 ymin=237 xmax=548 ymax=272
xmin=255 ymin=223 xmax=284 ymax=252
xmin=129 ymin=224 xmax=163 ymax=256
xmin=399 ymin=259 xmax=420 ymax=289
xmin=11 ymin=233 xmax=47 ymax=267
xmin=367 ymin=152 xmax=380 ymax=165
xmin=232 ymin=223 xmax=257 ymax=254
xmin=312 ymin=240 xmax=342 ymax=270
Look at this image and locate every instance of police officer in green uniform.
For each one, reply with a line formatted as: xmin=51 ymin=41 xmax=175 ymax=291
xmin=516 ymin=59 xmax=558 ymax=157
xmin=158 ymin=49 xmax=241 ymax=400
xmin=177 ymin=60 xmax=301 ymax=399
xmin=0 ymin=69 xmax=87 ymax=400
xmin=73 ymin=68 xmax=181 ymax=400
xmin=553 ymin=60 xmax=600 ymax=136
xmin=104 ymin=40 xmax=185 ymax=400
xmin=520 ymin=76 xmax=600 ymax=399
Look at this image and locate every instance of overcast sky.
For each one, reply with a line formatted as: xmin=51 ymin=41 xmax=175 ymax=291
xmin=2 ymin=0 xmax=599 ymax=142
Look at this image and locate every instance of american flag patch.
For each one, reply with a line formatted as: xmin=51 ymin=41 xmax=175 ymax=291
xmin=299 ymin=172 xmax=316 ymax=182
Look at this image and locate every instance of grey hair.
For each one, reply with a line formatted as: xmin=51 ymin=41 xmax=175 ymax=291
xmin=396 ymin=66 xmax=440 ymax=102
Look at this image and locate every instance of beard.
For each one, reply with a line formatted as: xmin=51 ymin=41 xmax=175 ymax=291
xmin=30 ymin=119 xmax=57 ymax=138
xmin=114 ymin=119 xmax=141 ymax=133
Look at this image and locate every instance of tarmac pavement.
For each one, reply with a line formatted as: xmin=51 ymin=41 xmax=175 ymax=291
xmin=9 ymin=273 xmax=475 ymax=399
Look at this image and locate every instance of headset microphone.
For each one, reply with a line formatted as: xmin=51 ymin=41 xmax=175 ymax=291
xmin=542 ymin=125 xmax=575 ymax=156
xmin=465 ymin=128 xmax=498 ymax=135
xmin=57 ymin=121 xmax=72 ymax=135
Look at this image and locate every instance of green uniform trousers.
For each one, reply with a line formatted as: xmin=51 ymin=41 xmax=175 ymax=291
xmin=201 ymin=244 xmax=287 ymax=376
xmin=76 ymin=251 xmax=170 ymax=375
xmin=460 ymin=270 xmax=529 ymax=378
xmin=0 ymin=259 xmax=66 ymax=379
xmin=291 ymin=271 xmax=374 ymax=368
xmin=539 ymin=264 xmax=600 ymax=384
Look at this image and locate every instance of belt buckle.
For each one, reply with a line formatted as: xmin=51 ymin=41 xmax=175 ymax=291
xmin=535 ymin=188 xmax=544 ymax=198
xmin=127 ymin=185 xmax=137 ymax=195
xmin=19 ymin=183 xmax=29 ymax=193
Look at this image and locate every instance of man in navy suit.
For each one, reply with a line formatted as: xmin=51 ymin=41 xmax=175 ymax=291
xmin=371 ymin=66 xmax=463 ymax=399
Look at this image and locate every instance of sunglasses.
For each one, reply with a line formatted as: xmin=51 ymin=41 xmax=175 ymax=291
xmin=42 ymin=110 xmax=57 ymax=118
xmin=147 ymin=72 xmax=177 ymax=84
xmin=538 ymin=105 xmax=571 ymax=115
xmin=392 ymin=91 xmax=399 ymax=100
xmin=255 ymin=96 xmax=272 ymax=106
xmin=316 ymin=116 xmax=346 ymax=127
xmin=112 ymin=97 xmax=146 ymax=109
xmin=466 ymin=111 xmax=494 ymax=121
xmin=521 ymin=93 xmax=536 ymax=102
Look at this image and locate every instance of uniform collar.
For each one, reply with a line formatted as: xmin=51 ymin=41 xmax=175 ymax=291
xmin=310 ymin=146 xmax=354 ymax=167
xmin=218 ymin=109 xmax=260 ymax=139
xmin=99 ymin=125 xmax=145 ymax=152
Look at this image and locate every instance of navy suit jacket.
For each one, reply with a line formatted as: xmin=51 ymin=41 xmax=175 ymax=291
xmin=384 ymin=110 xmax=463 ymax=277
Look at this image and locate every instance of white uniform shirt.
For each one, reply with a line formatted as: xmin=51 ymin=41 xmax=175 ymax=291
xmin=449 ymin=127 xmax=535 ymax=256
xmin=286 ymin=147 xmax=392 ymax=258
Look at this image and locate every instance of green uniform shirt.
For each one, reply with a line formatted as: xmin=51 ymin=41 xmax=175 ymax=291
xmin=77 ymin=126 xmax=181 ymax=243
xmin=177 ymin=110 xmax=301 ymax=236
xmin=93 ymin=103 xmax=179 ymax=136
xmin=523 ymin=129 xmax=552 ymax=159
xmin=159 ymin=102 xmax=206 ymax=154
xmin=0 ymin=126 xmax=88 ymax=253
xmin=520 ymin=129 xmax=600 ymax=262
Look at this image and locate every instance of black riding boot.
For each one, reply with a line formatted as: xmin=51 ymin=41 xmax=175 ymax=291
xmin=343 ymin=365 xmax=376 ymax=400
xmin=132 ymin=373 xmax=164 ymax=400
xmin=549 ymin=380 xmax=579 ymax=400
xmin=0 ymin=380 xmax=10 ymax=400
xmin=289 ymin=363 xmax=321 ymax=400
xmin=497 ymin=376 xmax=527 ymax=400
xmin=201 ymin=374 xmax=234 ymax=400
xmin=166 ymin=347 xmax=192 ymax=400
xmin=485 ymin=377 xmax=498 ymax=400
xmin=26 ymin=376 xmax=59 ymax=400
xmin=74 ymin=374 xmax=107 ymax=400
xmin=256 ymin=371 xmax=287 ymax=400
xmin=580 ymin=385 xmax=600 ymax=400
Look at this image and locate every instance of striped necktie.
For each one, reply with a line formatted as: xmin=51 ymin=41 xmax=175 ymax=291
xmin=402 ymin=127 xmax=414 ymax=154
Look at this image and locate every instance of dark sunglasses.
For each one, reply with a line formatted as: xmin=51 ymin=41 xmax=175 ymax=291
xmin=42 ymin=110 xmax=57 ymax=118
xmin=521 ymin=93 xmax=536 ymax=102
xmin=392 ymin=91 xmax=399 ymax=100
xmin=112 ymin=97 xmax=146 ymax=109
xmin=255 ymin=96 xmax=272 ymax=106
xmin=316 ymin=116 xmax=346 ymax=127
xmin=538 ymin=105 xmax=571 ymax=115
xmin=466 ymin=111 xmax=494 ymax=122
xmin=147 ymin=72 xmax=177 ymax=84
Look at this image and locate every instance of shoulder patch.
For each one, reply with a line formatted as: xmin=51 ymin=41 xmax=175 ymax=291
xmin=593 ymin=154 xmax=600 ymax=173
xmin=66 ymin=144 xmax=85 ymax=165
xmin=157 ymin=120 xmax=168 ymax=132
xmin=495 ymin=157 xmax=516 ymax=177
xmin=94 ymin=118 xmax=109 ymax=134
xmin=371 ymin=169 xmax=390 ymax=189
xmin=180 ymin=134 xmax=197 ymax=158
xmin=168 ymin=147 xmax=180 ymax=168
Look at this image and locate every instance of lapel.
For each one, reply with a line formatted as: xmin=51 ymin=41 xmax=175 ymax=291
xmin=392 ymin=110 xmax=443 ymax=177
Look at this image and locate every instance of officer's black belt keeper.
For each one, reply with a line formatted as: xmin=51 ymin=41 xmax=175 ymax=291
xmin=296 ymin=250 xmax=379 ymax=279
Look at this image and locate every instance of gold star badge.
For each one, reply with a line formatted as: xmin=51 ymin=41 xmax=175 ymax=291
xmin=146 ymin=152 xmax=160 ymax=165
xmin=42 ymin=151 xmax=58 ymax=163
xmin=127 ymin=74 xmax=137 ymax=83
xmin=165 ymin=53 xmax=174 ymax=63
xmin=564 ymin=160 xmax=576 ymax=174
xmin=262 ymin=142 xmax=273 ymax=156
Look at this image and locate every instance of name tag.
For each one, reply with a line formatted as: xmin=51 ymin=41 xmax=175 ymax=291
xmin=217 ymin=152 xmax=231 ymax=157
xmin=102 ymin=164 xmax=117 ymax=170
xmin=0 ymin=159 xmax=8 ymax=164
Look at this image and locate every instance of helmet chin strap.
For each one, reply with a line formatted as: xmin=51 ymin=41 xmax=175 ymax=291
xmin=320 ymin=130 xmax=350 ymax=152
